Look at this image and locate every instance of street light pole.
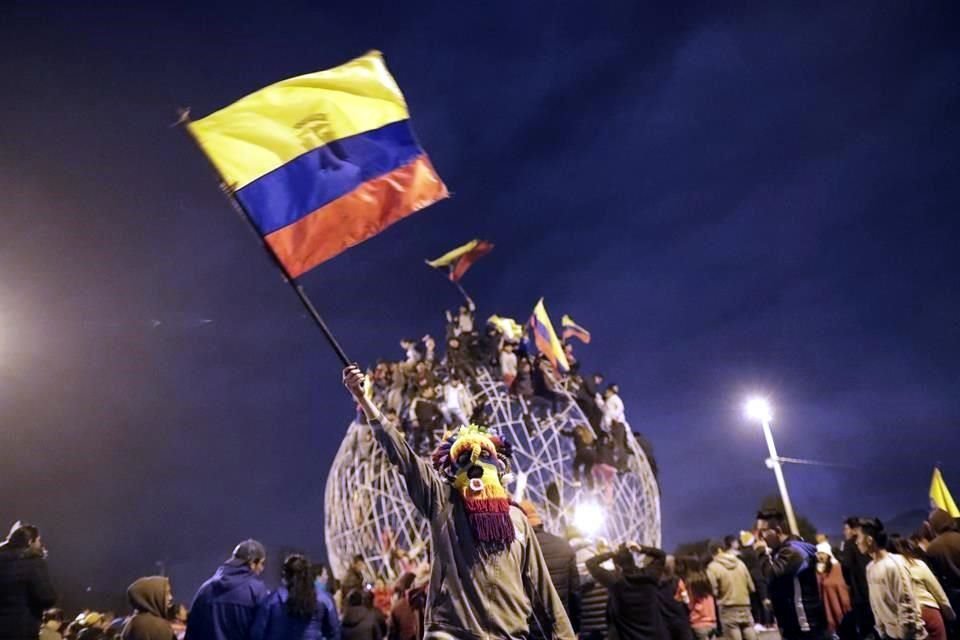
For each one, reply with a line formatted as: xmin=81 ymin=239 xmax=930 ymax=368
xmin=760 ymin=418 xmax=800 ymax=537
xmin=745 ymin=397 xmax=800 ymax=537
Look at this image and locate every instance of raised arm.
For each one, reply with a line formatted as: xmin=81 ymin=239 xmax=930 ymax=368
xmin=586 ymin=551 xmax=619 ymax=588
xmin=343 ymin=365 xmax=445 ymax=519
xmin=760 ymin=544 xmax=803 ymax=579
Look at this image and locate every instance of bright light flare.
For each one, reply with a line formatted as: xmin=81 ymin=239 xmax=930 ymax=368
xmin=573 ymin=501 xmax=606 ymax=537
xmin=744 ymin=397 xmax=773 ymax=423
xmin=513 ymin=471 xmax=528 ymax=502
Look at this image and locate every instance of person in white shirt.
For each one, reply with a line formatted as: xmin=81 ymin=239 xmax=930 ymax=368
xmin=597 ymin=384 xmax=626 ymax=432
xmin=858 ymin=518 xmax=927 ymax=640
xmin=441 ymin=376 xmax=473 ymax=427
xmin=457 ymin=301 xmax=476 ymax=335
xmin=892 ymin=538 xmax=956 ymax=640
xmin=500 ymin=343 xmax=518 ymax=386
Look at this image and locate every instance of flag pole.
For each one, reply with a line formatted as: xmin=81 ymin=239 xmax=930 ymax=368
xmin=425 ymin=262 xmax=474 ymax=307
xmin=451 ymin=279 xmax=475 ymax=308
xmin=174 ymin=108 xmax=352 ymax=367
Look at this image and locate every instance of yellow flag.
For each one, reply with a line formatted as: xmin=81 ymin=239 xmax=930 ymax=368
xmin=930 ymin=467 xmax=960 ymax=517
xmin=426 ymin=239 xmax=482 ymax=268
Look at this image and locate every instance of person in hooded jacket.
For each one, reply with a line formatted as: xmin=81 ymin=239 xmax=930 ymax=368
xmin=587 ymin=542 xmax=669 ymax=640
xmin=707 ymin=540 xmax=757 ymax=640
xmin=185 ymin=540 xmax=269 ymax=640
xmin=756 ymin=510 xmax=827 ymax=640
xmin=340 ymin=591 xmax=386 ymax=640
xmin=926 ymin=509 xmax=960 ymax=640
xmin=252 ymin=554 xmax=340 ymax=640
xmin=0 ymin=521 xmax=57 ymax=640
xmin=121 ymin=576 xmax=175 ymax=640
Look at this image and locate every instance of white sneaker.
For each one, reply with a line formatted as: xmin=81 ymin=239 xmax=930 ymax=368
xmin=753 ymin=624 xmax=766 ymax=632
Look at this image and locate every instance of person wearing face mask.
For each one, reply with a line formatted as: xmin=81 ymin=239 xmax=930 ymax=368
xmin=0 ymin=521 xmax=57 ymax=640
xmin=342 ymin=364 xmax=575 ymax=640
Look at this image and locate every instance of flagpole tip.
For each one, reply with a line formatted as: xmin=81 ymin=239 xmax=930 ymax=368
xmin=171 ymin=107 xmax=192 ymax=128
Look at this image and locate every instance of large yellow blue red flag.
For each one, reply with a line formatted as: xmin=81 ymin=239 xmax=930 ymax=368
xmin=530 ymin=299 xmax=570 ymax=372
xmin=931 ymin=467 xmax=960 ymax=517
xmin=188 ymin=51 xmax=448 ymax=277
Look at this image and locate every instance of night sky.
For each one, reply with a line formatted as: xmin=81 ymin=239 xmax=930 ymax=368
xmin=2 ymin=1 xmax=959 ymax=611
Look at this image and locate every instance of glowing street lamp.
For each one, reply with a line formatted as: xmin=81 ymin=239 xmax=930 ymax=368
xmin=573 ymin=501 xmax=606 ymax=537
xmin=744 ymin=397 xmax=799 ymax=536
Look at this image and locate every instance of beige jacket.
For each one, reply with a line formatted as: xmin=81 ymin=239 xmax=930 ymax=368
xmin=707 ymin=551 xmax=756 ymax=607
xmin=371 ymin=417 xmax=575 ymax=640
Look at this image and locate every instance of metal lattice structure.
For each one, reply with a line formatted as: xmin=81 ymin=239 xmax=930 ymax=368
xmin=324 ymin=366 xmax=661 ymax=579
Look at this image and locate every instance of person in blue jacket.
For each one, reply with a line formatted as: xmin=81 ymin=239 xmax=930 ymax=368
xmin=755 ymin=510 xmax=827 ymax=640
xmin=185 ymin=540 xmax=269 ymax=640
xmin=252 ymin=554 xmax=340 ymax=640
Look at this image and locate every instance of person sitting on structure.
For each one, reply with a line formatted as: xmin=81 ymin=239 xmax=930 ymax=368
xmin=342 ymin=365 xmax=575 ymax=640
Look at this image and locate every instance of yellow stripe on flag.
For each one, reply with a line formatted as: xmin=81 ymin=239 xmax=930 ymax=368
xmin=488 ymin=315 xmax=523 ymax=341
xmin=188 ymin=51 xmax=409 ymax=190
xmin=533 ymin=299 xmax=571 ymax=372
xmin=427 ymin=239 xmax=481 ymax=269
xmin=931 ymin=467 xmax=960 ymax=517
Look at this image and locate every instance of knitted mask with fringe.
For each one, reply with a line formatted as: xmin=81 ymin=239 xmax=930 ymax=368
xmin=432 ymin=424 xmax=515 ymax=549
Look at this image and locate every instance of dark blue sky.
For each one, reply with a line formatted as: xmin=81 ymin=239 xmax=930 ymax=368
xmin=2 ymin=1 xmax=959 ymax=610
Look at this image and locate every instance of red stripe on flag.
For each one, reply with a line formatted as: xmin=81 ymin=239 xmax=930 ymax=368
xmin=265 ymin=155 xmax=448 ymax=277
xmin=450 ymin=240 xmax=494 ymax=282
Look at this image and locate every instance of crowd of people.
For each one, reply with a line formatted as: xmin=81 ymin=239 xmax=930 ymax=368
xmin=7 ymin=301 xmax=958 ymax=640
xmin=5 ymin=507 xmax=960 ymax=640
xmin=357 ymin=301 xmax=656 ymax=499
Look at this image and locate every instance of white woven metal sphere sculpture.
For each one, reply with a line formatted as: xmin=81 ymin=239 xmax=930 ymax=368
xmin=324 ymin=367 xmax=661 ymax=579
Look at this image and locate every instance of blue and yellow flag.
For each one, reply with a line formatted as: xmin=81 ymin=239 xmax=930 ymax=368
xmin=188 ymin=51 xmax=447 ymax=277
xmin=529 ymin=299 xmax=570 ymax=372
xmin=931 ymin=467 xmax=960 ymax=517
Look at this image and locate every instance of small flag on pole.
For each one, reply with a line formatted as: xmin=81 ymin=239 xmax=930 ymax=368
xmin=931 ymin=466 xmax=960 ymax=517
xmin=529 ymin=298 xmax=570 ymax=373
xmin=187 ymin=51 xmax=448 ymax=278
xmin=561 ymin=314 xmax=592 ymax=344
xmin=427 ymin=239 xmax=494 ymax=282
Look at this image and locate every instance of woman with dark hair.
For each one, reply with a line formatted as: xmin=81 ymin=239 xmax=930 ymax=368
xmin=682 ymin=559 xmax=718 ymax=640
xmin=0 ymin=521 xmax=57 ymax=640
xmin=892 ymin=538 xmax=955 ymax=640
xmin=252 ymin=555 xmax=340 ymax=640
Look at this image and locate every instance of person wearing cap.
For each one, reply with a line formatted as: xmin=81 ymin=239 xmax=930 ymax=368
xmin=185 ymin=540 xmax=269 ymax=640
xmin=342 ymin=365 xmax=574 ymax=640
xmin=0 ymin=521 xmax=57 ymax=640
xmin=521 ymin=501 xmax=581 ymax=637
